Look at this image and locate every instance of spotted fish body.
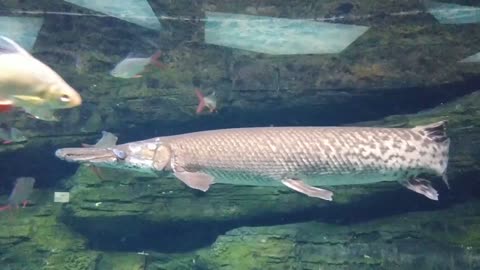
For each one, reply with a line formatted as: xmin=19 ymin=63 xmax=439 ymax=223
xmin=55 ymin=121 xmax=450 ymax=201
xmin=166 ymin=124 xmax=448 ymax=184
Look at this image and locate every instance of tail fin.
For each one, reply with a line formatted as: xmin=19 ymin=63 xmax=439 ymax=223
xmin=412 ymin=120 xmax=450 ymax=188
xmin=413 ymin=120 xmax=449 ymax=143
xmin=195 ymin=88 xmax=206 ymax=114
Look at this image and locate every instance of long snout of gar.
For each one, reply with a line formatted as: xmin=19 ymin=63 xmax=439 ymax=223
xmin=55 ymin=148 xmax=117 ymax=163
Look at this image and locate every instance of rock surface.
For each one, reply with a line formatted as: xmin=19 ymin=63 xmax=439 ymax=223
xmin=188 ymin=200 xmax=480 ymax=270
xmin=2 ymin=188 xmax=480 ymax=269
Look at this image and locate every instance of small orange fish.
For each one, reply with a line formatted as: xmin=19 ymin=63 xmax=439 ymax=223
xmin=195 ymin=88 xmax=217 ymax=114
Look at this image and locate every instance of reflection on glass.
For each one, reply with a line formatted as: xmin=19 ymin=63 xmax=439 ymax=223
xmin=0 ymin=16 xmax=43 ymax=51
xmin=204 ymin=12 xmax=369 ymax=55
xmin=425 ymin=0 xmax=480 ymax=24
xmin=460 ymin=52 xmax=480 ymax=63
xmin=64 ymin=0 xmax=161 ymax=31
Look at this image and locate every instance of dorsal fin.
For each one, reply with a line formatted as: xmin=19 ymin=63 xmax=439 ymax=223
xmin=81 ymin=131 xmax=118 ymax=148
xmin=94 ymin=131 xmax=118 ymax=148
xmin=0 ymin=36 xmax=31 ymax=57
xmin=412 ymin=120 xmax=449 ymax=143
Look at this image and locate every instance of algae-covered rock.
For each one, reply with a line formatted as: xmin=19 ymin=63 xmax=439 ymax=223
xmin=63 ymin=166 xmax=388 ymax=251
xmin=0 ymin=188 xmax=98 ymax=270
xmin=190 ymin=200 xmax=480 ymax=270
xmin=45 ymin=252 xmax=99 ymax=270
xmin=96 ymin=252 xmax=146 ymax=270
xmin=0 ymin=185 xmax=151 ymax=270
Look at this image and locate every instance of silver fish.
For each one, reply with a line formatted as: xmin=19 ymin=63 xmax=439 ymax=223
xmin=55 ymin=121 xmax=450 ymax=201
xmin=110 ymin=51 xmax=163 ymax=79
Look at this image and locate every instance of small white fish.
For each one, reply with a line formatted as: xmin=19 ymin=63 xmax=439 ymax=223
xmin=0 ymin=36 xmax=82 ymax=121
xmin=194 ymin=88 xmax=217 ymax=114
xmin=110 ymin=51 xmax=164 ymax=79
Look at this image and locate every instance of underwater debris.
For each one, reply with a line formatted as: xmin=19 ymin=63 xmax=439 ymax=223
xmin=204 ymin=11 xmax=369 ymax=55
xmin=0 ymin=16 xmax=43 ymax=51
xmin=53 ymin=192 xmax=70 ymax=203
xmin=64 ymin=0 xmax=162 ymax=31
xmin=424 ymin=0 xmax=480 ymax=24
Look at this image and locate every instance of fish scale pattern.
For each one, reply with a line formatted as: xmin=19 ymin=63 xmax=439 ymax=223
xmin=163 ymin=124 xmax=449 ymax=186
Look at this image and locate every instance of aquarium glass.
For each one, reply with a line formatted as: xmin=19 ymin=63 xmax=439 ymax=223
xmin=0 ymin=1 xmax=479 ymax=269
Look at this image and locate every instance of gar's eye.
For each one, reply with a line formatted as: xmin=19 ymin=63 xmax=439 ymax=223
xmin=60 ymin=94 xmax=70 ymax=103
xmin=113 ymin=149 xmax=126 ymax=160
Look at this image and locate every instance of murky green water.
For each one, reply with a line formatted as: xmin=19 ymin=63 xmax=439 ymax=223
xmin=0 ymin=1 xmax=480 ymax=269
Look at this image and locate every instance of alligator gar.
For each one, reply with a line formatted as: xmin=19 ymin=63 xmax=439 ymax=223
xmin=55 ymin=121 xmax=450 ymax=201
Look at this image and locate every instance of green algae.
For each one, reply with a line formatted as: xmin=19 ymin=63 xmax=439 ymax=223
xmin=45 ymin=252 xmax=99 ymax=270
xmin=96 ymin=252 xmax=146 ymax=270
xmin=199 ymin=237 xmax=294 ymax=270
xmin=154 ymin=66 xmax=194 ymax=89
xmin=190 ymin=201 xmax=480 ymax=269
xmin=0 ymin=190 xmax=94 ymax=270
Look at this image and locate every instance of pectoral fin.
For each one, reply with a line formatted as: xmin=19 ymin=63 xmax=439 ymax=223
xmin=86 ymin=164 xmax=105 ymax=181
xmin=400 ymin=178 xmax=439 ymax=201
xmin=281 ymin=178 xmax=333 ymax=201
xmin=174 ymin=171 xmax=214 ymax=192
xmin=12 ymin=95 xmax=45 ymax=105
xmin=11 ymin=95 xmax=58 ymax=121
xmin=22 ymin=106 xmax=58 ymax=121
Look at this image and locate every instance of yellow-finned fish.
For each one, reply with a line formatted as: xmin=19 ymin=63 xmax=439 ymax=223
xmin=0 ymin=36 xmax=82 ymax=121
